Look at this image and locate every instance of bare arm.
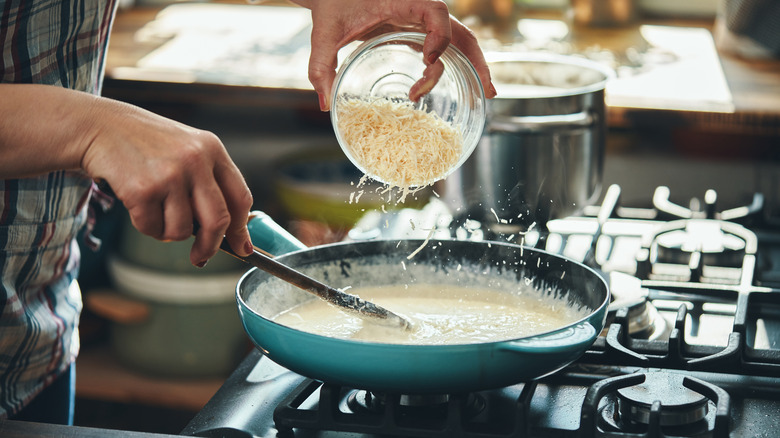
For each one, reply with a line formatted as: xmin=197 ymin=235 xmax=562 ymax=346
xmin=0 ymin=83 xmax=254 ymax=266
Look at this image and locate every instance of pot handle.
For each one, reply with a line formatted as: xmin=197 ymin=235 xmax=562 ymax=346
xmin=499 ymin=321 xmax=597 ymax=353
xmin=487 ymin=110 xmax=595 ymax=134
xmin=247 ymin=211 xmax=308 ymax=256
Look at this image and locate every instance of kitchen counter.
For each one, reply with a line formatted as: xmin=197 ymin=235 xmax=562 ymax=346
xmin=100 ymin=0 xmax=779 ymax=242
xmin=103 ymin=1 xmax=780 ymax=135
xmin=0 ymin=419 xmax=182 ymax=437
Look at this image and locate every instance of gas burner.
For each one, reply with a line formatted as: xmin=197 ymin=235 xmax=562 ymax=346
xmin=637 ymin=219 xmax=758 ymax=285
xmin=616 ymin=372 xmax=708 ymax=426
xmin=652 ymin=186 xmax=765 ymax=223
xmin=653 ymin=219 xmax=747 ymax=267
xmin=590 ymin=372 xmax=731 ymax=438
xmin=272 ymin=379 xmax=522 ymax=437
xmin=346 ymin=390 xmax=485 ymax=419
xmin=607 ymin=272 xmax=668 ymax=340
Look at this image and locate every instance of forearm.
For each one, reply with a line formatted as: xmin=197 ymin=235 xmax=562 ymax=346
xmin=0 ymin=84 xmax=101 ymax=179
xmin=0 ymin=83 xmax=253 ymax=265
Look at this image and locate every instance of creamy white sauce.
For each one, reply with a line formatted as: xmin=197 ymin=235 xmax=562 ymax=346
xmin=272 ymin=283 xmax=589 ymax=345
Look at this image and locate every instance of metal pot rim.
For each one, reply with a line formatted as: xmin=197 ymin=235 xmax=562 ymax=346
xmin=485 ymin=52 xmax=616 ymax=98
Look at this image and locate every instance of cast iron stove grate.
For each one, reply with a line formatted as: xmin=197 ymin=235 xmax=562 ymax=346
xmin=271 ymin=369 xmax=741 ymax=438
xmin=182 ymin=184 xmax=780 ymax=438
xmin=273 ymin=379 xmax=539 ymax=438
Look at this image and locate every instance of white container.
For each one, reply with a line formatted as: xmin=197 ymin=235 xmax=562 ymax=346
xmin=103 ymin=256 xmax=247 ymax=377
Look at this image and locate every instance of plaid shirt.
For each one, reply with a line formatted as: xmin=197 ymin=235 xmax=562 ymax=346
xmin=0 ymin=0 xmax=117 ymax=417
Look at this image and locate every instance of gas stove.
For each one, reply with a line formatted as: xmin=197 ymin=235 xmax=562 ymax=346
xmin=182 ymin=185 xmax=780 ymax=438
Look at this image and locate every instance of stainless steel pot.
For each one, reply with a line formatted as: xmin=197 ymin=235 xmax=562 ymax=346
xmin=442 ymin=53 xmax=614 ymax=230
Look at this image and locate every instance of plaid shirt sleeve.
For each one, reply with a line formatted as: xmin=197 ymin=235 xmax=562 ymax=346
xmin=0 ymin=0 xmax=118 ymax=418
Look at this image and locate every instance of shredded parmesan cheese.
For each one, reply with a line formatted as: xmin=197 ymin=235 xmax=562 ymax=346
xmin=336 ymin=97 xmax=462 ymax=192
xmin=407 ymin=227 xmax=436 ymax=260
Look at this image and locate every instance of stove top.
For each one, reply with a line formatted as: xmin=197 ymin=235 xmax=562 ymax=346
xmin=182 ymin=185 xmax=780 ymax=438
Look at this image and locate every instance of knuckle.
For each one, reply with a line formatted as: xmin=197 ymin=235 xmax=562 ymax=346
xmin=177 ymin=145 xmax=207 ymax=168
xmin=237 ymin=188 xmax=254 ymax=212
xmin=124 ymin=180 xmax=160 ymax=206
xmin=201 ymin=213 xmax=232 ymax=235
xmin=307 ymin=60 xmax=332 ymax=86
xmin=214 ymin=213 xmax=232 ymax=232
xmin=308 ymin=68 xmax=326 ymax=87
xmin=429 ymin=0 xmax=449 ymax=13
xmin=163 ymin=227 xmax=191 ymax=242
xmin=129 ymin=213 xmax=161 ymax=239
xmin=197 ymin=130 xmax=223 ymax=150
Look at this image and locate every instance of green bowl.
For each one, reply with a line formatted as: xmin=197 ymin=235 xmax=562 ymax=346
xmin=274 ymin=150 xmax=430 ymax=228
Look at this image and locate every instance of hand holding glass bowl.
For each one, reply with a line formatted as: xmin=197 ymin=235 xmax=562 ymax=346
xmin=330 ymin=32 xmax=486 ymax=192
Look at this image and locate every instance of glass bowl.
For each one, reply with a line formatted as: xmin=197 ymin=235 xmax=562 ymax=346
xmin=330 ymin=32 xmax=486 ymax=189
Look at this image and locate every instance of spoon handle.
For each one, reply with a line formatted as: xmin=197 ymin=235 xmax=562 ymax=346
xmin=215 ymin=238 xmax=411 ymax=330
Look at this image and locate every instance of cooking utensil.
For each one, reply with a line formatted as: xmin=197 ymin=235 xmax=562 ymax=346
xmin=442 ymin=53 xmax=614 ymax=230
xmin=236 ymin=212 xmax=610 ymax=394
xmin=210 ymin=226 xmax=413 ymax=331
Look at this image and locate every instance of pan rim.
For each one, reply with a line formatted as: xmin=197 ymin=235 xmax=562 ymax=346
xmin=236 ymin=238 xmax=610 ymax=349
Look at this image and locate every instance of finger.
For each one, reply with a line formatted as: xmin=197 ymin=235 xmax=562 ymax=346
xmin=189 ymin=179 xmax=231 ymax=268
xmin=392 ymin=0 xmax=452 ymax=65
xmin=118 ymin=180 xmax=165 ymax=239
xmin=159 ymin=186 xmax=194 ymax=242
xmin=308 ymin=26 xmax=341 ymax=111
xmin=449 ymin=17 xmax=496 ymax=98
xmin=127 ymin=201 xmax=164 ymax=240
xmin=214 ymin=160 xmax=254 ymax=258
xmin=409 ymin=58 xmax=444 ymax=101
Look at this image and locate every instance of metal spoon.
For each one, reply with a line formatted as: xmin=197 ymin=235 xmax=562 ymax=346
xmin=213 ymin=237 xmax=412 ymax=331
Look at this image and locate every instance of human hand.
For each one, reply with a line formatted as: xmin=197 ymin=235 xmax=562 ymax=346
xmin=79 ymin=99 xmax=254 ymax=267
xmin=290 ymin=0 xmax=496 ymax=111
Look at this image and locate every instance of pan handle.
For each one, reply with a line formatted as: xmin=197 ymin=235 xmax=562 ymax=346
xmin=247 ymin=211 xmax=308 ymax=256
xmin=498 ymin=321 xmax=597 ymax=353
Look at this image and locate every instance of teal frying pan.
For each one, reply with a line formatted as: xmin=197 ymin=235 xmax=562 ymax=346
xmin=236 ymin=212 xmax=609 ymax=394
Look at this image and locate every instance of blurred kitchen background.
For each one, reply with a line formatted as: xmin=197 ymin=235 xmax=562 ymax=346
xmin=70 ymin=0 xmax=779 ymax=434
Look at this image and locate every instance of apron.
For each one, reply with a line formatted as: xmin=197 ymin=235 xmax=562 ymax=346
xmin=0 ymin=0 xmax=118 ymax=416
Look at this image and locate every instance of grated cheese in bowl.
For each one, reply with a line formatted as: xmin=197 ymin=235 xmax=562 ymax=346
xmin=330 ymin=32 xmax=485 ymax=203
xmin=335 ymin=97 xmax=463 ymax=191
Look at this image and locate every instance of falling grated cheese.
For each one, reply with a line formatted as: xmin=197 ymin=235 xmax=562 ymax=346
xmin=336 ymin=97 xmax=462 ymax=191
xmin=407 ymin=227 xmax=437 ymax=260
